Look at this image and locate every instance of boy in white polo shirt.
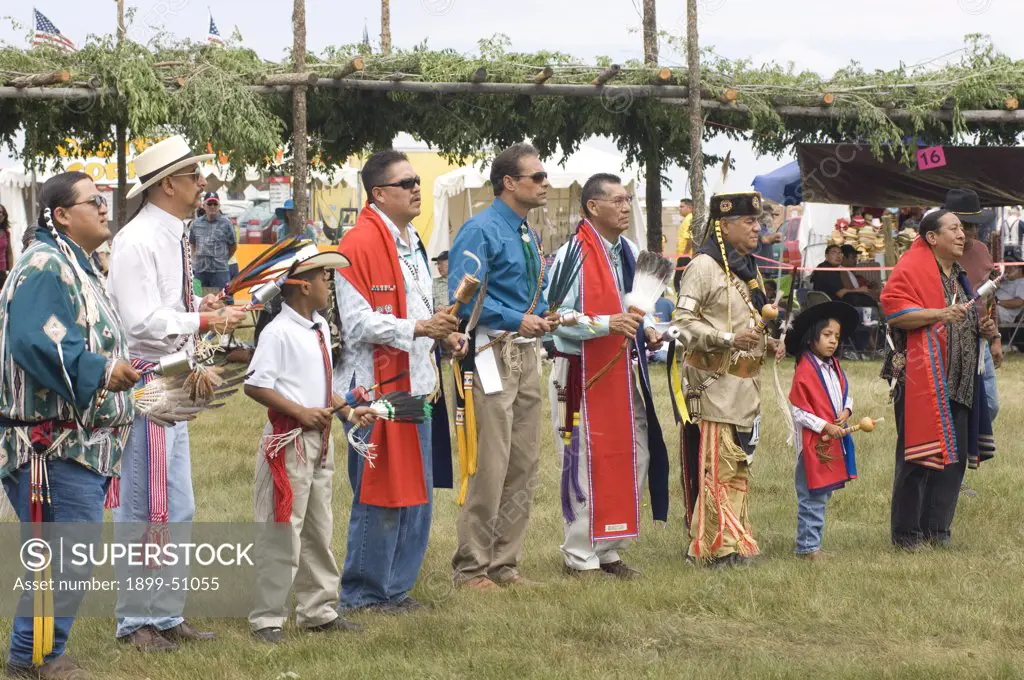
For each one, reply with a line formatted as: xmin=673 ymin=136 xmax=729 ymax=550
xmin=244 ymin=246 xmax=376 ymax=643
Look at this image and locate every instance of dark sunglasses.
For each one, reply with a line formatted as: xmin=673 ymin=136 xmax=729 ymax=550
xmin=378 ymin=176 xmax=421 ymax=191
xmin=512 ymin=172 xmax=548 ymax=184
xmin=71 ymin=195 xmax=108 ymax=209
xmin=168 ymin=167 xmax=204 ymax=183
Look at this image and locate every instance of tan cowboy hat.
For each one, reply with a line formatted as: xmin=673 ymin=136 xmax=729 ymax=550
xmin=291 ymin=249 xmax=350 ymax=275
xmin=126 ymin=135 xmax=215 ymax=199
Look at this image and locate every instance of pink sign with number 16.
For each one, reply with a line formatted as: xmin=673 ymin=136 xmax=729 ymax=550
xmin=916 ymin=146 xmax=947 ymax=171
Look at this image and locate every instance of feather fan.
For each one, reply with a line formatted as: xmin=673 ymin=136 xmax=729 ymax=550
xmin=623 ymin=251 xmax=674 ymax=314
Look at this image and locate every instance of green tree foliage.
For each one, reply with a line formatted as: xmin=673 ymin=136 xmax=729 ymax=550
xmin=1 ymin=32 xmax=1022 ymax=173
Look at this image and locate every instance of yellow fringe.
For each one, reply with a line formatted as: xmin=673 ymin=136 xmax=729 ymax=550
xmin=32 ymin=563 xmax=53 ymax=666
xmin=464 ymin=371 xmax=477 ymax=477
xmin=670 ymin=349 xmax=690 ymax=423
xmin=456 ymin=408 xmax=468 ymax=505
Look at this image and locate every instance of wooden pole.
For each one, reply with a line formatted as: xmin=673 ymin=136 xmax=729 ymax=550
xmin=641 ymin=0 xmax=662 ymax=254
xmin=115 ymin=0 xmax=128 ymax=232
xmin=532 ymin=67 xmax=554 ymax=85
xmin=330 ymin=56 xmax=365 ymax=79
xmin=642 ymin=0 xmax=658 ymax=65
xmin=687 ymin=0 xmax=706 ymax=245
xmin=591 ymin=65 xmax=620 ymax=87
xmin=380 ymin=0 xmax=392 ymax=55
xmin=9 ymin=81 xmax=1024 ymax=124
xmin=652 ymin=67 xmax=672 ymax=85
xmin=9 ymin=71 xmax=70 ymax=88
xmin=292 ymin=0 xmax=309 ymax=235
xmin=260 ymin=72 xmax=319 ymax=86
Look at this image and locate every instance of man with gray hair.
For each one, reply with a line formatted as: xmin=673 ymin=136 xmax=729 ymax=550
xmin=546 ymin=173 xmax=668 ymax=579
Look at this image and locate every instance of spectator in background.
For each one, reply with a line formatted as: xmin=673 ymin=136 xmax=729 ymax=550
xmin=432 ymin=250 xmax=450 ymax=310
xmin=275 ymin=199 xmax=317 ymax=243
xmin=1001 ymin=207 xmax=1022 ymax=260
xmin=654 ymin=293 xmax=673 ymax=323
xmin=838 ymin=245 xmax=880 ymax=305
xmin=673 ymin=198 xmax=693 ymax=293
xmin=995 ymin=258 xmax=1024 ymax=327
xmin=0 ymin=204 xmax=12 ymax=288
xmin=810 ymin=244 xmax=844 ymax=298
xmin=649 ymin=293 xmax=674 ymax=363
xmin=812 ymin=244 xmax=872 ymax=358
xmin=996 ymin=259 xmax=1024 ymax=353
xmin=190 ymin=191 xmax=237 ymax=297
xmin=755 ymin=207 xmax=784 ymax=275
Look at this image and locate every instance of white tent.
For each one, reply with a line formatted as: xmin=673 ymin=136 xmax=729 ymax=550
xmin=0 ymin=168 xmax=32 ymax=259
xmin=430 ymin=145 xmax=645 ymax=270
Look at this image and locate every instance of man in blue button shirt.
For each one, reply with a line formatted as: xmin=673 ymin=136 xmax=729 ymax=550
xmin=449 ymin=143 xmax=554 ymax=590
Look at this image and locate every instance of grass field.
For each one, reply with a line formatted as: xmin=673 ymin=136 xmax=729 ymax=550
xmin=4 ymin=357 xmax=1024 ymax=679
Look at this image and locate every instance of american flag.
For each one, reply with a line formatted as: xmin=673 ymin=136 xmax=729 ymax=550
xmin=207 ymin=12 xmax=224 ymax=46
xmin=31 ymin=8 xmax=76 ymax=52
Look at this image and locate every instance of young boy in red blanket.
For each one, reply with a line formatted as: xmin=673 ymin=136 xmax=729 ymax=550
xmin=786 ymin=301 xmax=862 ymax=562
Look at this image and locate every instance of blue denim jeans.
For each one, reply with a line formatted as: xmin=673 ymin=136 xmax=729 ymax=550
xmin=340 ymin=420 xmax=433 ymax=609
xmin=982 ymin=343 xmax=999 ymax=420
xmin=794 ymin=453 xmax=832 ymax=554
xmin=194 ymin=270 xmax=231 ymax=290
xmin=3 ymin=459 xmax=108 ymax=669
xmin=113 ymin=417 xmax=195 ymax=637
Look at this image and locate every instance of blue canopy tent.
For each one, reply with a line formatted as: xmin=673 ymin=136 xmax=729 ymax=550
xmin=752 ymin=160 xmax=801 ymax=205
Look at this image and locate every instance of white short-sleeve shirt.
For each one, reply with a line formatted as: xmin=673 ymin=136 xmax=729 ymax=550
xmin=246 ymin=303 xmax=332 ymax=409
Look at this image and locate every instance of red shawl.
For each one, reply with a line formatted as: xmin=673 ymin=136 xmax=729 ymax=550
xmin=880 ymin=239 xmax=957 ymax=470
xmin=577 ymin=220 xmax=639 ymax=542
xmin=338 ymin=205 xmax=426 ymax=507
xmin=789 ymin=355 xmax=857 ymax=493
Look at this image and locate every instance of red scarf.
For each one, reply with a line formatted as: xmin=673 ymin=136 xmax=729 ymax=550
xmin=789 ymin=355 xmax=857 ymax=492
xmin=577 ymin=220 xmax=639 ymax=542
xmin=265 ymin=410 xmax=301 ymax=522
xmin=338 ymin=205 xmax=426 ymax=507
xmin=880 ymin=239 xmax=957 ymax=469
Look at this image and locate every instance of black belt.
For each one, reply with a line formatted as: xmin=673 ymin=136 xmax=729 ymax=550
xmin=0 ymin=415 xmax=63 ymax=428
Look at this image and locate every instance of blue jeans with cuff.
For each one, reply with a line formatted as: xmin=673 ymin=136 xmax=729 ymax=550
xmin=3 ymin=459 xmax=108 ymax=669
xmin=795 ymin=453 xmax=832 ymax=555
xmin=112 ymin=417 xmax=195 ymax=638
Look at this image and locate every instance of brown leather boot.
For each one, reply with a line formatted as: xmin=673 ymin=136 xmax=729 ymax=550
xmin=599 ymin=560 xmax=643 ymax=580
xmin=160 ymin=620 xmax=216 ymax=642
xmin=116 ymin=625 xmax=178 ymax=652
xmin=458 ymin=575 xmax=499 ymax=591
xmin=5 ymin=655 xmax=92 ymax=679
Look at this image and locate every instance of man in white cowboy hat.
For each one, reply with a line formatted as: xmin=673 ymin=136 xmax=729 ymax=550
xmin=107 ymin=135 xmax=247 ymax=651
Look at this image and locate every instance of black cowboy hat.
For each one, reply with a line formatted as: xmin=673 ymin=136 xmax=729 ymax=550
xmin=942 ymin=189 xmax=995 ymax=225
xmin=785 ymin=300 xmax=861 ymax=358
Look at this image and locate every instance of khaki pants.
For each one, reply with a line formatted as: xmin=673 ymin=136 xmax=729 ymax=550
xmin=452 ymin=341 xmax=542 ymax=583
xmin=688 ymin=421 xmax=758 ymax=561
xmin=250 ymin=427 xmax=340 ymax=631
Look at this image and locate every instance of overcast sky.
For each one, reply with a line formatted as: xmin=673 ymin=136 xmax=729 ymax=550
xmin=2 ymin=0 xmax=1020 ymax=198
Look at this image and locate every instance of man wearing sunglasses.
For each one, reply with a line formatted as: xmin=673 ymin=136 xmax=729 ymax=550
xmin=190 ymin=192 xmax=237 ymax=298
xmin=335 ymin=150 xmax=464 ymax=613
xmin=449 ymin=142 xmax=554 ymax=591
xmin=108 ymin=136 xmax=246 ymax=652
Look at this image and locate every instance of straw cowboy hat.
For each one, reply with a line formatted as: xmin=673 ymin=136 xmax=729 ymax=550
xmin=126 ymin=135 xmax=215 ymax=200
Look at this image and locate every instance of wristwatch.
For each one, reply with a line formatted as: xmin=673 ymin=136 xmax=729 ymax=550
xmin=721 ymin=331 xmax=735 ymax=347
